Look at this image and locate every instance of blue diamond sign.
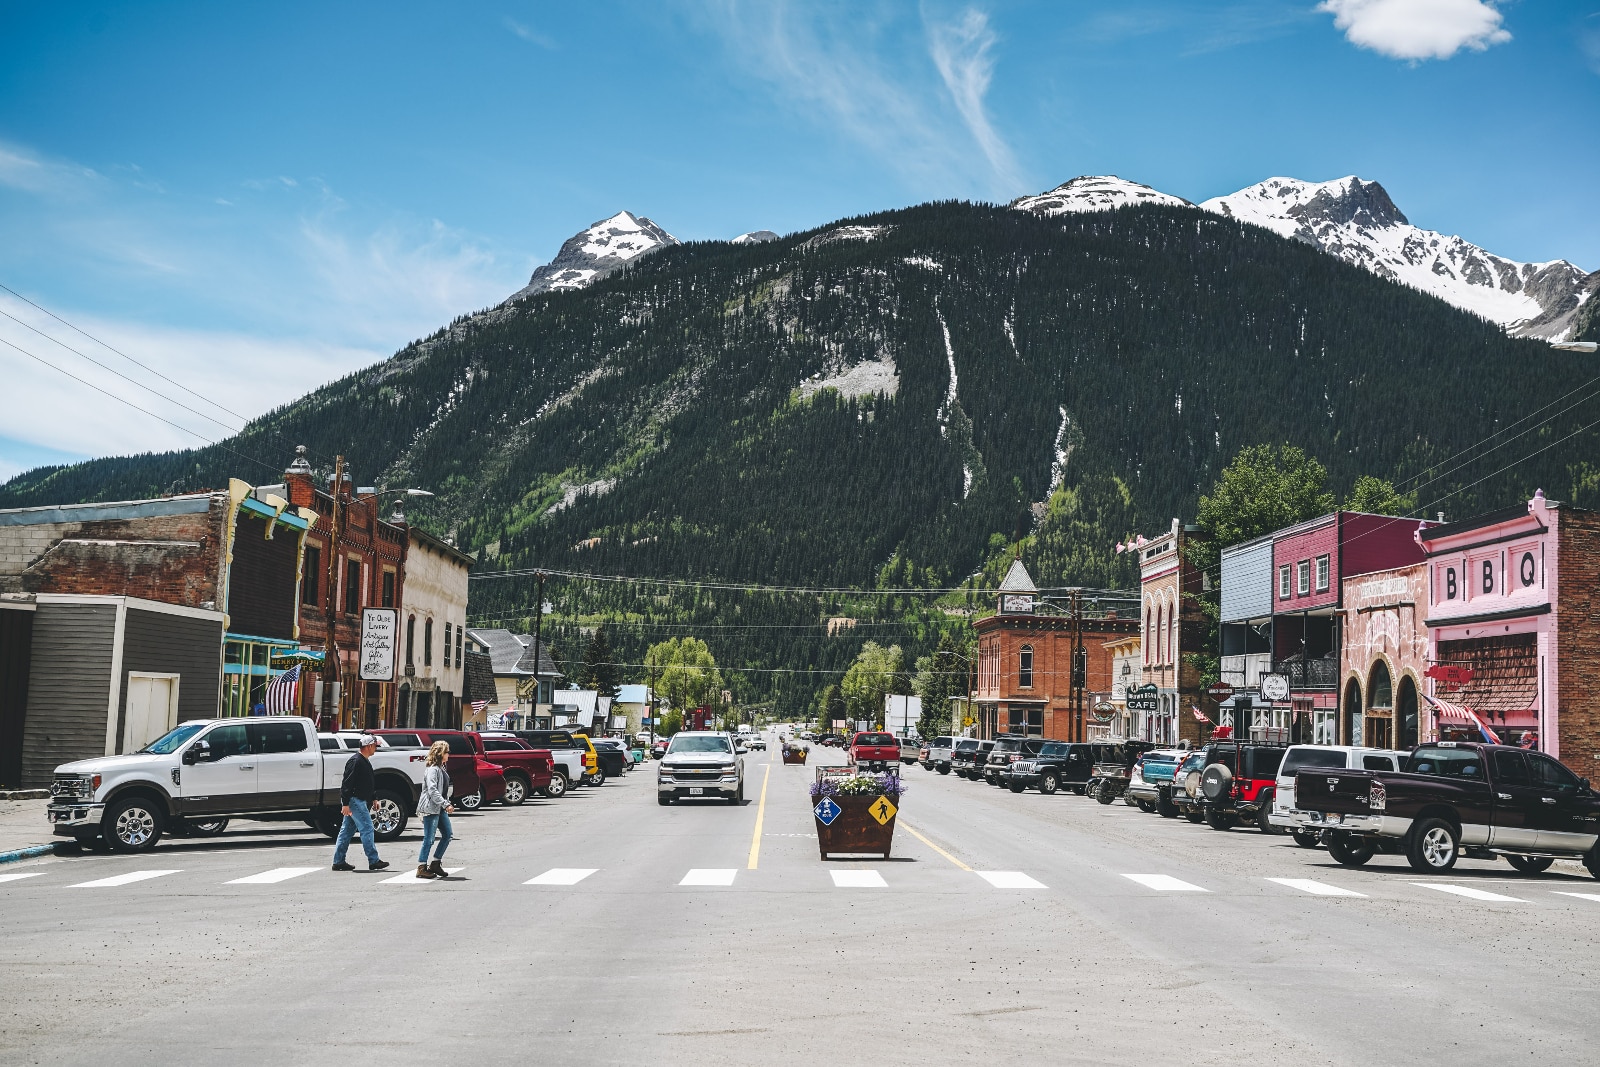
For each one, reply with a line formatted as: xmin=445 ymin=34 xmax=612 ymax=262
xmin=813 ymin=797 xmax=842 ymax=826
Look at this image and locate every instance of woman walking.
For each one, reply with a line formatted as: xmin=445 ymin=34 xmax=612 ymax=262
xmin=415 ymin=741 xmax=455 ymax=880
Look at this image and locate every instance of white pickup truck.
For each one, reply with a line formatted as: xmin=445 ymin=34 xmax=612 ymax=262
xmin=46 ymin=716 xmax=424 ymax=852
xmin=1270 ymin=743 xmax=1402 ymax=847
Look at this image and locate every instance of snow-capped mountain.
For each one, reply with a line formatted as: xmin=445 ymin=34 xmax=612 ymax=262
xmin=1201 ymin=177 xmax=1591 ymax=339
xmin=1010 ymin=175 xmax=1192 ymax=215
xmin=731 ymin=230 xmax=779 ymax=245
xmin=507 ymin=211 xmax=678 ymax=302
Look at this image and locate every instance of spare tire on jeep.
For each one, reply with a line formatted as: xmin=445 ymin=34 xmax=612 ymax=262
xmin=1200 ymin=763 xmax=1232 ymax=802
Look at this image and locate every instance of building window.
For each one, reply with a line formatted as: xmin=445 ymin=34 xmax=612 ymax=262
xmin=302 ymin=546 xmax=320 ymax=607
xmin=1144 ymin=607 xmax=1152 ymax=665
xmin=443 ymin=622 xmax=452 ymax=669
xmin=424 ymin=618 xmax=434 ymax=667
xmin=455 ymin=626 xmax=463 ymax=668
xmin=1315 ymin=554 xmax=1330 ymax=592
xmin=381 ymin=570 xmax=396 ymax=608
xmin=1296 ymin=560 xmax=1310 ymax=596
xmin=1279 ymin=564 xmax=1292 ymax=599
xmin=1018 ymin=645 xmax=1034 ymax=689
xmin=406 ymin=615 xmax=416 ymax=667
xmin=344 ymin=558 xmax=361 ymax=615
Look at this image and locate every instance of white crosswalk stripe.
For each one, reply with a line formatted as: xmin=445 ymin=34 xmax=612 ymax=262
xmin=380 ymin=867 xmax=463 ymax=884
xmin=831 ymin=870 xmax=886 ymax=887
xmin=1551 ymin=891 xmax=1600 ymax=904
xmin=680 ymin=869 xmax=737 ymax=886
xmin=976 ymin=871 xmax=1047 ymax=889
xmin=1412 ymin=883 xmax=1526 ymax=902
xmin=1267 ymin=877 xmax=1366 ymax=897
xmin=69 ymin=870 xmax=181 ymax=888
xmin=0 ymin=872 xmax=46 ymax=885
xmin=226 ymin=867 xmax=321 ymax=885
xmin=526 ymin=868 xmax=598 ymax=885
xmin=1122 ymin=873 xmax=1207 ymax=892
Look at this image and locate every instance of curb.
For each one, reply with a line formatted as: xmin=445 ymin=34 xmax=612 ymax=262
xmin=0 ymin=790 xmax=50 ymax=800
xmin=0 ymin=843 xmax=60 ymax=865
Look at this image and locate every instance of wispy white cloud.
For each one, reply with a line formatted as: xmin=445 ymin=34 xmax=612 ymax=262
xmin=1318 ymin=0 xmax=1511 ymax=61
xmin=0 ymin=142 xmax=102 ymax=199
xmin=926 ymin=9 xmax=1021 ymax=191
xmin=505 ymin=17 xmax=557 ymax=49
xmin=693 ymin=1 xmax=1026 ymax=198
xmin=1582 ymin=12 xmax=1600 ymax=75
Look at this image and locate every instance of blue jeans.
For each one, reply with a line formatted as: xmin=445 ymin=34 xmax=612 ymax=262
xmin=332 ymin=798 xmax=381 ymax=865
xmin=418 ymin=811 xmax=452 ymax=864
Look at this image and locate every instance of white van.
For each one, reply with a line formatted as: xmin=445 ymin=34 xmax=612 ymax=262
xmin=1271 ymin=744 xmax=1401 ymax=844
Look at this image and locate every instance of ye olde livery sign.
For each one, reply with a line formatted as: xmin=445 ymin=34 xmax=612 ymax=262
xmin=359 ymin=607 xmax=398 ymax=682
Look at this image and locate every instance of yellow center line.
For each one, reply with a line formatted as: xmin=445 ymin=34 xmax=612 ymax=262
xmin=899 ymin=822 xmax=972 ymax=871
xmin=746 ymin=763 xmax=772 ymax=869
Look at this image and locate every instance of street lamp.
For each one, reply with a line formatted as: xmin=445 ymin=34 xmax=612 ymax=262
xmin=359 ymin=486 xmax=434 ymax=524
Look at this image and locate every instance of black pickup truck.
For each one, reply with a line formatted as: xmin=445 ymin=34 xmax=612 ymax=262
xmin=1293 ymin=742 xmax=1600 ymax=877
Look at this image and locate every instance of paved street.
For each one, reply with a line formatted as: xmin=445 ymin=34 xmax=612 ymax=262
xmin=4 ymin=734 xmax=1598 ymax=1066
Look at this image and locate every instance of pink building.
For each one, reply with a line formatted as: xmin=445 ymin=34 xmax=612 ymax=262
xmin=1339 ymin=563 xmax=1429 ymax=749
xmin=1416 ymin=491 xmax=1600 ymax=765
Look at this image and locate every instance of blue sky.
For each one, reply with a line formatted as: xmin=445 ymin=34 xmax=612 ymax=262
xmin=2 ymin=0 xmax=1597 ymax=479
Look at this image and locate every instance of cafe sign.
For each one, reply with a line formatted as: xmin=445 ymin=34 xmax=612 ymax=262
xmin=1125 ymin=684 xmax=1159 ymax=713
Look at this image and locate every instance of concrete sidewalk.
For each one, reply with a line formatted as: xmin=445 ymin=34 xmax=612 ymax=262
xmin=0 ymin=797 xmax=58 ymax=860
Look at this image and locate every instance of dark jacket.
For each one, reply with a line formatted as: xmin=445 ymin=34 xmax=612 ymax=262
xmin=341 ymin=752 xmax=376 ymax=805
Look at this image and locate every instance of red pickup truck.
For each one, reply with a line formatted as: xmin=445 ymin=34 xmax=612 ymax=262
xmin=369 ymin=729 xmax=512 ymax=809
xmin=475 ymin=735 xmax=557 ymax=802
xmin=850 ymin=732 xmax=902 ymax=772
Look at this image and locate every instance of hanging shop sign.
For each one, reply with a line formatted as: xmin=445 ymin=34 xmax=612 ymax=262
xmin=1259 ymin=673 xmax=1290 ymax=702
xmin=359 ymin=607 xmax=397 ymax=682
xmin=1125 ymin=683 xmax=1159 ymax=713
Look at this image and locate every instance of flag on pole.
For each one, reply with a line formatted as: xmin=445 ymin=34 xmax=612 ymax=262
xmin=1190 ymin=704 xmax=1212 ymax=724
xmin=265 ymin=665 xmax=301 ymax=713
xmin=470 ymin=699 xmax=489 ymax=716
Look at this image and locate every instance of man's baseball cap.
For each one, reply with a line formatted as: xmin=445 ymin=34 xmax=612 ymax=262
xmin=358 ymin=734 xmax=379 ymax=747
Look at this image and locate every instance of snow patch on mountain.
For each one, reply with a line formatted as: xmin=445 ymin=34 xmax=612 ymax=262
xmin=803 ymin=224 xmax=892 ymax=250
xmin=507 ymin=211 xmax=678 ymax=302
xmin=1200 ymin=177 xmax=1591 ymax=339
xmin=547 ymin=477 xmax=617 ymax=515
xmin=799 ymin=356 xmax=899 ymax=400
xmin=1011 ymin=175 xmax=1192 ymax=216
xmin=731 ymin=230 xmax=780 ymax=245
xmin=903 ymin=255 xmax=943 ymax=271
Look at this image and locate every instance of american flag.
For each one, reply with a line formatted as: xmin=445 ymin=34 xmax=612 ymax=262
xmin=265 ymin=665 xmax=301 ymax=713
xmin=470 ymin=699 xmax=489 ymax=715
xmin=1190 ymin=704 xmax=1212 ymax=724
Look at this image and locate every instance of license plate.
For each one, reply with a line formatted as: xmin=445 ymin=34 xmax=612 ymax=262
xmin=689 ymin=787 xmax=704 ymax=795
xmin=1324 ymin=813 xmax=1342 ymax=824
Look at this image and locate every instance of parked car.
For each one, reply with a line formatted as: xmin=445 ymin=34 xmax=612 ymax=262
xmin=747 ymin=737 xmax=767 ymax=751
xmin=368 ymin=729 xmax=509 ymax=809
xmin=1294 ymin=742 xmax=1600 ymax=876
xmin=850 ymin=732 xmax=902 ymax=772
xmin=921 ymin=736 xmax=958 ymax=774
xmin=1008 ymin=741 xmax=1122 ymax=795
xmin=1087 ymin=741 xmax=1156 ymax=804
xmin=657 ymin=731 xmax=745 ymax=805
xmin=651 ymin=738 xmax=671 ymax=760
xmin=586 ymin=736 xmax=628 ymax=780
xmin=1191 ymin=738 xmax=1288 ymax=832
xmin=473 ymin=734 xmax=558 ymax=801
xmin=512 ymin=730 xmax=598 ymax=791
xmin=1126 ymin=749 xmax=1187 ymax=812
xmin=950 ymin=738 xmax=994 ymax=779
xmin=46 ymin=717 xmax=424 ymax=852
xmin=1269 ymin=744 xmax=1400 ymax=846
xmin=987 ymin=735 xmax=1048 ymax=786
xmin=1169 ymin=750 xmax=1209 ymax=821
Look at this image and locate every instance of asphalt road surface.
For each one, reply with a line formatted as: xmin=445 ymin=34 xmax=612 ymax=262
xmin=3 ymin=732 xmax=1598 ymax=1066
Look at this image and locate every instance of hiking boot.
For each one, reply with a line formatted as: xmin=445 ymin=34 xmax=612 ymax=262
xmin=414 ymin=863 xmax=436 ymax=879
xmin=369 ymin=860 xmax=390 ymax=872
xmin=427 ymin=860 xmax=447 ymax=878
xmin=331 ymin=862 xmax=356 ymax=872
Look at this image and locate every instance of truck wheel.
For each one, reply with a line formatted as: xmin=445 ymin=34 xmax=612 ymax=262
xmin=728 ymin=779 xmax=744 ymax=805
xmin=1038 ymin=772 xmax=1059 ymax=796
xmin=1097 ymin=784 xmax=1117 ymax=806
xmin=1586 ymin=847 xmax=1600 ymax=881
xmin=1406 ymin=818 xmax=1460 ymax=873
xmin=500 ymin=775 xmax=528 ymax=806
xmin=1156 ymin=793 xmax=1178 ymax=818
xmin=184 ymin=817 xmax=230 ymax=837
xmin=658 ymin=794 xmax=673 ymax=806
xmin=1137 ymin=800 xmax=1156 ymax=814
xmin=313 ymin=808 xmax=342 ymax=838
xmin=369 ymin=790 xmax=409 ymax=842
xmin=1204 ymin=807 xmax=1233 ymax=831
xmin=1506 ymin=855 xmax=1553 ymax=875
xmin=1085 ymin=780 xmax=1101 ymax=801
xmin=1326 ymin=831 xmax=1375 ymax=867
xmin=1071 ymin=784 xmax=1087 ymax=797
xmin=1292 ymin=829 xmax=1323 ymax=849
xmin=1008 ymin=782 xmax=1026 ymax=794
xmin=104 ymin=794 xmax=164 ymax=852
xmin=1256 ymin=795 xmax=1282 ymax=834
xmin=540 ymin=772 xmax=569 ymax=799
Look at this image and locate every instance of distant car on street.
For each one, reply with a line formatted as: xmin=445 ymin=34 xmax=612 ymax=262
xmin=950 ymin=738 xmax=994 ymax=779
xmin=849 ymin=732 xmax=901 ymax=772
xmin=657 ymin=731 xmax=745 ymax=805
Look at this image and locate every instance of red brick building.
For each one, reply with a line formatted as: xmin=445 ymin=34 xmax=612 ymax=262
xmin=972 ymin=560 xmax=1139 ymax=741
xmin=281 ymin=449 xmax=409 ymax=729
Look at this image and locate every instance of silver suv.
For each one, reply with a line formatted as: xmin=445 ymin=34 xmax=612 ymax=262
xmin=657 ymin=732 xmax=745 ymax=805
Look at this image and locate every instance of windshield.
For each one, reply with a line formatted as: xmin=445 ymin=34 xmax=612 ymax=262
xmin=1179 ymin=753 xmax=1204 ymax=773
xmin=856 ymin=734 xmax=896 ymax=746
xmin=668 ymin=735 xmax=733 ymax=755
xmin=1281 ymin=748 xmax=1348 ymax=775
xmin=993 ymin=736 xmax=1023 ymax=752
xmin=1040 ymin=743 xmax=1070 ymax=757
xmin=954 ymin=740 xmax=979 ymax=753
xmin=140 ymin=723 xmax=205 ymax=755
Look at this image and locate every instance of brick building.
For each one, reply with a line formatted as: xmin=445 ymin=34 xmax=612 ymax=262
xmin=1136 ymin=519 xmax=1208 ymax=745
xmin=1339 ymin=563 xmax=1428 ymax=749
xmin=971 ymin=560 xmax=1139 ymax=741
xmin=279 ymin=449 xmax=409 ymax=730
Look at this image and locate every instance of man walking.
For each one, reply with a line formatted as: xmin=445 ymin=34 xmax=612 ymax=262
xmin=332 ymin=734 xmax=390 ymax=872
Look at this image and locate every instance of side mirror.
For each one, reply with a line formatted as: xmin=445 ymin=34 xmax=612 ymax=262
xmin=183 ymin=740 xmax=211 ymax=765
xmin=1582 ymin=777 xmax=1592 ymax=791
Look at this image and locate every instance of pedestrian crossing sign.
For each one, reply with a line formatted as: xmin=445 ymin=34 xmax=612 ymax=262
xmin=868 ymin=795 xmax=897 ymax=825
xmin=813 ymin=797 xmax=842 ymax=825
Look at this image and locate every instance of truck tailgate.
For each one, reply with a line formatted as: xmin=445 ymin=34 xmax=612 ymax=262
xmin=1294 ymin=769 xmax=1381 ymax=815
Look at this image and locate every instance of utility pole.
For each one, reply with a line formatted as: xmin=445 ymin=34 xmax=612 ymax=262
xmin=647 ymin=661 xmax=658 ymax=750
xmin=529 ymin=569 xmax=547 ymax=728
xmin=320 ymin=455 xmax=345 ymax=732
xmin=1071 ymin=589 xmax=1085 ymax=743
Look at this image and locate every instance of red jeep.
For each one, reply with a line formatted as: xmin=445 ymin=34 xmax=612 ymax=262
xmin=850 ymin=732 xmax=902 ymax=772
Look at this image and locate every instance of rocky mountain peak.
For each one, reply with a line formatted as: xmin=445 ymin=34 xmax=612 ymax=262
xmin=1010 ymin=175 xmax=1193 ymax=216
xmin=507 ymin=210 xmax=678 ymax=303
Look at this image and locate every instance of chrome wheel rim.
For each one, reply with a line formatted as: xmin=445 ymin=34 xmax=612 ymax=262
xmin=1422 ymin=827 xmax=1454 ymax=866
xmin=115 ymin=806 xmax=155 ymax=847
xmin=504 ymin=779 xmax=525 ymax=804
xmin=370 ymin=797 xmax=403 ymax=835
xmin=459 ymin=793 xmax=481 ymax=810
xmin=548 ymin=775 xmax=566 ymax=797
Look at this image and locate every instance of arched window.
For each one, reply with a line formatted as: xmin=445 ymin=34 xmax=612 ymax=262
xmin=424 ymin=617 xmax=434 ymax=667
xmin=1018 ymin=645 xmax=1034 ymax=689
xmin=1368 ymin=661 xmax=1392 ymax=709
xmin=405 ymin=615 xmax=416 ymax=667
xmin=1169 ymin=600 xmax=1179 ymax=665
xmin=1157 ymin=604 xmax=1166 ymax=665
xmin=1144 ymin=605 xmax=1153 ymax=665
xmin=1343 ymin=677 xmax=1362 ymax=746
